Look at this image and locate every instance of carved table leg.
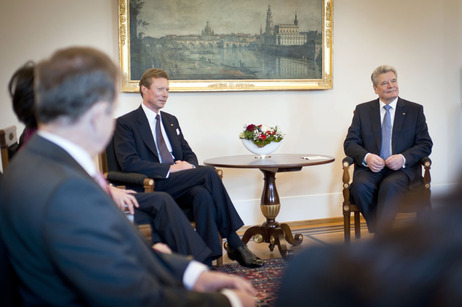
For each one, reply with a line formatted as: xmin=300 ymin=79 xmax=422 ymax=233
xmin=241 ymin=169 xmax=304 ymax=259
xmin=280 ymin=223 xmax=304 ymax=246
xmin=268 ymin=227 xmax=290 ymax=259
xmin=242 ymin=225 xmax=266 ymax=245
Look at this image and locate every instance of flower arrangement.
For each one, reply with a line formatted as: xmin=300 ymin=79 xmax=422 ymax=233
xmin=239 ymin=124 xmax=284 ymax=147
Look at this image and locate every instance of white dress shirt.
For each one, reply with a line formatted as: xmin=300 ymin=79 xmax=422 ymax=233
xmin=141 ymin=103 xmax=174 ymax=161
xmin=362 ymin=97 xmax=406 ymax=167
xmin=380 ymin=97 xmax=398 ymax=153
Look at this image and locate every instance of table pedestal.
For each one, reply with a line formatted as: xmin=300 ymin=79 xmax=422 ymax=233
xmin=241 ymin=169 xmax=303 ymax=259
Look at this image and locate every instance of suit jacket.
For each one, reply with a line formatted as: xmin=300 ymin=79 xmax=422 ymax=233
xmin=0 ymin=135 xmax=228 ymax=306
xmin=344 ymin=97 xmax=433 ymax=182
xmin=114 ymin=106 xmax=197 ymax=179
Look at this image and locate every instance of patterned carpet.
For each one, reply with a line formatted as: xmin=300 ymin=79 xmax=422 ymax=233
xmin=215 ymin=220 xmax=373 ymax=306
xmin=215 ymin=258 xmax=287 ymax=307
xmin=215 ymin=218 xmax=413 ymax=306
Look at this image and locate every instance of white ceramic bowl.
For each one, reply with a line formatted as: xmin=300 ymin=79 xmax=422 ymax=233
xmin=241 ymin=139 xmax=282 ymax=157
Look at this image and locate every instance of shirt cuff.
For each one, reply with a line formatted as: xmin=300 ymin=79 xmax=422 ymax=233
xmin=183 ymin=262 xmax=243 ymax=307
xmin=400 ymin=154 xmax=407 ymax=168
xmin=362 ymin=153 xmax=370 ymax=166
xmin=182 ymin=261 xmax=208 ymax=290
xmin=221 ymin=289 xmax=244 ymax=307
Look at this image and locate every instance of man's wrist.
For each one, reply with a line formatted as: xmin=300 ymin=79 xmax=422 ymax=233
xmin=362 ymin=153 xmax=370 ymax=166
xmin=183 ymin=261 xmax=208 ymax=290
xmin=400 ymin=154 xmax=406 ymax=168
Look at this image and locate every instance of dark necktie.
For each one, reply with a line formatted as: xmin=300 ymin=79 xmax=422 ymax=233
xmin=155 ymin=115 xmax=174 ymax=164
xmin=380 ymin=105 xmax=392 ymax=159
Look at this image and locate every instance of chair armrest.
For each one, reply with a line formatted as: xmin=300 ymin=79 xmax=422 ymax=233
xmin=342 ymin=156 xmax=354 ymax=185
xmin=106 ymin=171 xmax=155 ymax=193
xmin=106 ymin=171 xmax=148 ymax=185
xmin=420 ymin=156 xmax=432 ymax=167
xmin=342 ymin=156 xmax=354 ymax=167
xmin=342 ymin=156 xmax=354 ymax=208
xmin=214 ymin=168 xmax=223 ymax=180
xmin=420 ymin=157 xmax=431 ymax=189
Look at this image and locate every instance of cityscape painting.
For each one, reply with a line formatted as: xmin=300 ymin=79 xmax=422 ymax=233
xmin=119 ymin=0 xmax=332 ymax=92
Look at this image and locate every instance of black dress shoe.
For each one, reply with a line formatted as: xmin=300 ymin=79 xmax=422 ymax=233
xmin=226 ymin=245 xmax=264 ymax=268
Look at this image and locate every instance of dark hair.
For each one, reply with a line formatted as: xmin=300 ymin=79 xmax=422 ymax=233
xmin=8 ymin=61 xmax=37 ymax=129
xmin=35 ymin=47 xmax=119 ymax=124
xmin=138 ymin=68 xmax=169 ymax=98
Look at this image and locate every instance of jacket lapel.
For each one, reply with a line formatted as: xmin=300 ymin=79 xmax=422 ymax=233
xmin=160 ymin=112 xmax=175 ymax=143
xmin=135 ymin=106 xmax=159 ymax=159
xmin=392 ymin=97 xmax=407 ymax=152
xmin=369 ymin=99 xmax=382 ymax=152
xmin=160 ymin=112 xmax=181 ymax=159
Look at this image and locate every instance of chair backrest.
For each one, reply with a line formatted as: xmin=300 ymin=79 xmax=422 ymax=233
xmin=0 ymin=126 xmax=19 ymax=172
xmin=102 ymin=136 xmax=122 ymax=173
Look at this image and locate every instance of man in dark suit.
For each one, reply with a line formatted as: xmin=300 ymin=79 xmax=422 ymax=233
xmin=7 ymin=60 xmax=212 ymax=264
xmin=0 ymin=47 xmax=256 ymax=306
xmin=113 ymin=68 xmax=263 ymax=268
xmin=344 ymin=65 xmax=433 ymax=233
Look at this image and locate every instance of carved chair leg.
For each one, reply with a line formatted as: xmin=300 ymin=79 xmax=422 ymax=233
xmin=354 ymin=211 xmax=361 ymax=239
xmin=344 ymin=209 xmax=351 ymax=243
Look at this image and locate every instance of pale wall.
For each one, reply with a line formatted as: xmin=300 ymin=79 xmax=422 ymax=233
xmin=0 ymin=0 xmax=461 ymax=226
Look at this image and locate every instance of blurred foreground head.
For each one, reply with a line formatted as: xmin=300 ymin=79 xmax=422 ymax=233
xmin=35 ymin=46 xmax=119 ymax=125
xmin=277 ymin=180 xmax=462 ymax=307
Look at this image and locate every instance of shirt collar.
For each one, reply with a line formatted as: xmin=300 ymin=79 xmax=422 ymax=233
xmin=380 ymin=97 xmax=398 ymax=109
xmin=37 ymin=130 xmax=97 ymax=177
xmin=141 ymin=103 xmax=160 ymax=123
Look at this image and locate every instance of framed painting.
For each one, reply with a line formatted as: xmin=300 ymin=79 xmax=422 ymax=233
xmin=118 ymin=0 xmax=333 ymax=92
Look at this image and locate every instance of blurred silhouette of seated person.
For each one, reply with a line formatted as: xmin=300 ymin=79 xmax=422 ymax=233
xmin=8 ymin=61 xmax=37 ymax=148
xmin=0 ymin=47 xmax=256 ymax=305
xmin=7 ymin=61 xmax=213 ymax=264
xmin=276 ymin=180 xmax=462 ymax=307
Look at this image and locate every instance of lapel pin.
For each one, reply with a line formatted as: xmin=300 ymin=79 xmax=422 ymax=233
xmin=402 ymin=113 xmax=406 ymax=115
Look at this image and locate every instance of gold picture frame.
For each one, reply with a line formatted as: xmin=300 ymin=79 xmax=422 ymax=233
xmin=119 ymin=0 xmax=333 ymax=92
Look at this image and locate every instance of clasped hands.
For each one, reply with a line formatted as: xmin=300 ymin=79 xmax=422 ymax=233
xmin=169 ymin=160 xmax=195 ymax=173
xmin=366 ymin=153 xmax=404 ymax=172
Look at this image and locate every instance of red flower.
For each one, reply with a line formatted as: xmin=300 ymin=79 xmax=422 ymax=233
xmin=259 ymin=134 xmax=267 ymax=140
xmin=247 ymin=124 xmax=256 ymax=132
